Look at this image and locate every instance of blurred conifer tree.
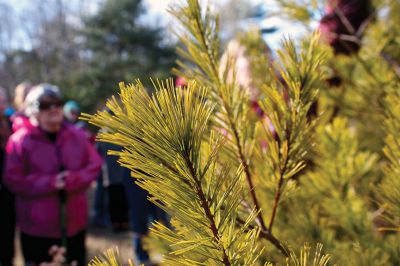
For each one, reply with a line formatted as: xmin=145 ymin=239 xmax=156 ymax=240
xmin=64 ymin=0 xmax=176 ymax=110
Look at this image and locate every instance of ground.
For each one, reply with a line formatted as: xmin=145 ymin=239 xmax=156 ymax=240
xmin=86 ymin=227 xmax=134 ymax=263
xmin=15 ymin=228 xmax=134 ymax=266
xmin=14 ymin=227 xmax=134 ymax=265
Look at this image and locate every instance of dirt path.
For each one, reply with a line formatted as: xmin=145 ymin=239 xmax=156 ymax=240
xmin=86 ymin=227 xmax=134 ymax=263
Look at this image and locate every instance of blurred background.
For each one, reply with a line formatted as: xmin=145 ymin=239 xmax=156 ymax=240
xmin=0 ymin=0 xmax=313 ymax=113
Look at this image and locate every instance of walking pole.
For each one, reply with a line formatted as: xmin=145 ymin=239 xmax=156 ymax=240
xmin=59 ymin=188 xmax=68 ymax=255
xmin=58 ymin=168 xmax=68 ymax=264
xmin=56 ymin=144 xmax=68 ymax=264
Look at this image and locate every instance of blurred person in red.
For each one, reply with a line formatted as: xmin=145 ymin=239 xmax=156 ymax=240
xmin=219 ymin=31 xmax=279 ymax=144
xmin=319 ymin=0 xmax=371 ymax=55
xmin=4 ymin=84 xmax=102 ymax=266
xmin=0 ymin=86 xmax=13 ymax=266
xmin=175 ymin=76 xmax=187 ymax=88
xmin=10 ymin=82 xmax=33 ymax=133
xmin=319 ymin=1 xmax=372 ymax=90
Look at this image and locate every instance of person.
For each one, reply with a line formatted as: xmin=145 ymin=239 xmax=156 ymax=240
xmin=4 ymin=83 xmax=102 ymax=266
xmin=10 ymin=82 xmax=32 ymax=132
xmin=64 ymin=100 xmax=96 ymax=144
xmin=319 ymin=0 xmax=371 ymax=55
xmin=219 ymin=30 xmax=278 ymax=143
xmin=96 ymin=141 xmax=129 ymax=232
xmin=91 ymin=168 xmax=110 ymax=228
xmin=0 ymin=87 xmax=14 ymax=266
xmin=123 ymin=169 xmax=168 ymax=266
xmin=14 ymin=82 xmax=32 ymax=111
xmin=63 ymin=100 xmax=80 ymax=125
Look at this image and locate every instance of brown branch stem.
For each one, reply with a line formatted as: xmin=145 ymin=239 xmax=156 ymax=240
xmin=236 ymin=216 xmax=290 ymax=257
xmin=185 ymin=155 xmax=231 ymax=266
xmin=268 ymin=174 xmax=285 ymax=231
xmin=232 ymin=127 xmax=267 ymax=230
xmin=184 ymin=0 xmax=286 ymax=258
xmin=269 ymin=126 xmax=291 ymax=232
xmin=380 ymin=52 xmax=400 ymax=80
xmin=196 ymin=10 xmax=269 ymax=243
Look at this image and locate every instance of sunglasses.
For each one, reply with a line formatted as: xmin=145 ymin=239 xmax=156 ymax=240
xmin=38 ymin=100 xmax=64 ymax=111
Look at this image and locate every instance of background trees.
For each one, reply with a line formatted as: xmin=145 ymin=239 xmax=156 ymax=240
xmin=74 ymin=0 xmax=176 ymax=109
xmin=0 ymin=0 xmax=176 ymax=110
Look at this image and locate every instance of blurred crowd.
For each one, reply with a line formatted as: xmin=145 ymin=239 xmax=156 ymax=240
xmin=0 ymin=83 xmax=166 ymax=266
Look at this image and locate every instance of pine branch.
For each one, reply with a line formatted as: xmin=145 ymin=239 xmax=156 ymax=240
xmin=268 ymin=163 xmax=287 ymax=231
xmin=286 ymin=243 xmax=331 ymax=266
xmin=378 ymin=89 xmax=400 ymax=230
xmin=236 ymin=216 xmax=289 ymax=256
xmin=184 ymin=152 xmax=231 ymax=266
xmin=170 ymin=0 xmax=269 ymax=238
xmin=381 ymin=52 xmax=400 ymax=79
xmin=85 ymin=80 xmax=262 ymax=265
xmin=228 ymin=108 xmax=268 ymax=235
xmin=88 ymin=248 xmax=129 ymax=266
xmin=269 ymin=124 xmax=292 ymax=231
xmin=258 ymin=33 xmax=325 ymax=234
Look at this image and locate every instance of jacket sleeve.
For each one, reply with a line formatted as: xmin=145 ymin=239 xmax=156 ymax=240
xmin=4 ymin=137 xmax=58 ymax=197
xmin=65 ymin=140 xmax=102 ymax=193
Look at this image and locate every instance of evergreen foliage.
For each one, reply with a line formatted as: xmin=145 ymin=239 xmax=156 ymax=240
xmin=89 ymin=248 xmax=134 ymax=266
xmin=86 ymin=0 xmax=399 ymax=265
xmin=379 ymin=89 xmax=400 ymax=231
xmin=66 ymin=0 xmax=177 ymax=110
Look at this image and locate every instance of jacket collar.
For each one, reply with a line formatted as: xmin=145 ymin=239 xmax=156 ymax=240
xmin=27 ymin=120 xmax=72 ymax=142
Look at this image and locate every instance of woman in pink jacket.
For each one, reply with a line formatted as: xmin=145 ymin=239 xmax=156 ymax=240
xmin=4 ymin=84 xmax=102 ymax=266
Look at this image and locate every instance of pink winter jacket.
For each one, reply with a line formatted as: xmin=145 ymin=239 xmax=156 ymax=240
xmin=10 ymin=113 xmax=33 ymax=133
xmin=4 ymin=122 xmax=102 ymax=238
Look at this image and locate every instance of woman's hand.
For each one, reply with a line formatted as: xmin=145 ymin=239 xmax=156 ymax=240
xmin=55 ymin=171 xmax=68 ymax=190
xmin=38 ymin=245 xmax=77 ymax=266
